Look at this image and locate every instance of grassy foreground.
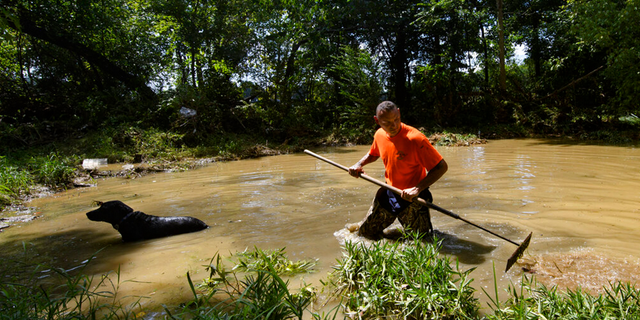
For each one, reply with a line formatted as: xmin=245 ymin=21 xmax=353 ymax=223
xmin=328 ymin=236 xmax=479 ymax=319
xmin=3 ymin=235 xmax=640 ymax=319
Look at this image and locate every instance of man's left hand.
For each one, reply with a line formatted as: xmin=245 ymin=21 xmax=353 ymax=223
xmin=401 ymin=187 xmax=420 ymax=201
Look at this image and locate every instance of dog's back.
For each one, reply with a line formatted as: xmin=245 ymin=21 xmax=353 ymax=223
xmin=86 ymin=200 xmax=208 ymax=242
xmin=117 ymin=211 xmax=208 ymax=242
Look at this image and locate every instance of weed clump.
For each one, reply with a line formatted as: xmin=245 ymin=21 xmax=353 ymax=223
xmin=170 ymin=248 xmax=322 ymax=320
xmin=0 ymin=258 xmax=142 ymax=320
xmin=329 ymin=235 xmax=480 ymax=319
xmin=0 ymin=153 xmax=76 ymax=211
xmin=486 ymin=276 xmax=640 ymax=319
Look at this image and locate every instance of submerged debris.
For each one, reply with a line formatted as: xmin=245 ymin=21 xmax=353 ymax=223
xmin=516 ymin=249 xmax=640 ymax=294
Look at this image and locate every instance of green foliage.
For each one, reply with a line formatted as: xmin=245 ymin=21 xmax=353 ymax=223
xmin=329 ymin=46 xmax=382 ymax=139
xmin=28 ymin=152 xmax=76 ymax=189
xmin=0 ymin=153 xmax=76 ymax=209
xmin=412 ymin=0 xmax=494 ymax=128
xmin=429 ymin=131 xmax=482 ymax=147
xmin=6 ymin=243 xmax=640 ymax=319
xmin=170 ymin=249 xmax=324 ymax=320
xmin=116 ymin=127 xmax=185 ymax=158
xmin=330 ymin=235 xmax=480 ymax=319
xmin=487 ymin=276 xmax=640 ymax=319
xmin=0 ymin=260 xmax=142 ymax=320
xmin=567 ymin=0 xmax=640 ymax=115
xmin=0 ymin=156 xmax=33 ymax=199
xmin=233 ymin=247 xmax=318 ymax=276
xmin=2 ymin=0 xmax=640 ymax=167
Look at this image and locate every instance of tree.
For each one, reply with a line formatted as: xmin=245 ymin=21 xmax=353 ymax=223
xmin=329 ymin=45 xmax=383 ymax=138
xmin=414 ymin=0 xmax=489 ymax=125
xmin=339 ymin=0 xmax=425 ymax=111
xmin=567 ymin=0 xmax=640 ymax=116
xmin=1 ymin=1 xmax=158 ymax=100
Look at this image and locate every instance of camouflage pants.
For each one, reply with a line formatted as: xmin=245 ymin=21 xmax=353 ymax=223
xmin=357 ymin=187 xmax=433 ymax=240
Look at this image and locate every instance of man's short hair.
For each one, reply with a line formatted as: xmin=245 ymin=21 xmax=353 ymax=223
xmin=376 ymin=101 xmax=398 ymax=115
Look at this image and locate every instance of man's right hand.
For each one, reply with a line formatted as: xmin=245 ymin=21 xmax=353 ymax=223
xmin=348 ymin=163 xmax=364 ymax=178
xmin=348 ymin=154 xmax=378 ymax=178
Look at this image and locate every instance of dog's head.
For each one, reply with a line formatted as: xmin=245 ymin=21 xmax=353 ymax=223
xmin=86 ymin=200 xmax=134 ymax=224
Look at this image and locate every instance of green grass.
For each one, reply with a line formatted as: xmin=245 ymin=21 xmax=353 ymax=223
xmin=27 ymin=152 xmax=77 ymax=188
xmin=0 ymin=257 xmax=142 ymax=320
xmin=0 ymin=248 xmax=325 ymax=320
xmin=232 ymin=247 xmax=318 ymax=276
xmin=0 ymin=156 xmax=33 ymax=199
xmin=0 ymin=153 xmax=77 ymax=211
xmin=166 ymin=248 xmax=327 ymax=320
xmin=486 ymin=275 xmax=640 ymax=320
xmin=328 ymin=234 xmax=480 ymax=319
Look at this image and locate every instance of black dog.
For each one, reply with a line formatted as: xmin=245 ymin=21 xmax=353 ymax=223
xmin=86 ymin=200 xmax=208 ymax=242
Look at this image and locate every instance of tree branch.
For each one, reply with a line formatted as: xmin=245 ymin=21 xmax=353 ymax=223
xmin=6 ymin=11 xmax=157 ymax=102
xmin=540 ymin=65 xmax=605 ymax=100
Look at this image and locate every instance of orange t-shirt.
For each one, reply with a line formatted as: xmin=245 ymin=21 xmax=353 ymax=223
xmin=369 ymin=123 xmax=443 ymax=190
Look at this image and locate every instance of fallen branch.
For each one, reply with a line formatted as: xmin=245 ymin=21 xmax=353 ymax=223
xmin=540 ymin=65 xmax=605 ymax=100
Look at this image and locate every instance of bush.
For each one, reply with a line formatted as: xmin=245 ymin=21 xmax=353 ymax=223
xmin=0 ymin=156 xmax=33 ymax=198
xmin=28 ymin=153 xmax=77 ymax=188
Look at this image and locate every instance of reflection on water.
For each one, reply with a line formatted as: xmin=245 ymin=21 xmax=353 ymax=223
xmin=2 ymin=139 xmax=640 ymax=313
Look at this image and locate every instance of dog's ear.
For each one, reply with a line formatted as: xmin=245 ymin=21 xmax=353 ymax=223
xmin=92 ymin=200 xmax=103 ymax=207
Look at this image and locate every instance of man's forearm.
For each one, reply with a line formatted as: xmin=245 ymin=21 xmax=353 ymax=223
xmin=349 ymin=153 xmax=379 ymax=177
xmin=356 ymin=153 xmax=379 ymax=167
xmin=415 ymin=159 xmax=448 ymax=192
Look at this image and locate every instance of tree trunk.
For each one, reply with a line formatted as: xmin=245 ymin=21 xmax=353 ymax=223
xmin=531 ymin=14 xmax=542 ymax=78
xmin=481 ymin=24 xmax=489 ymax=88
xmin=191 ymin=49 xmax=198 ymax=88
xmin=176 ymin=43 xmax=188 ymax=85
xmin=392 ymin=31 xmax=408 ymax=108
xmin=497 ymin=0 xmax=506 ymax=92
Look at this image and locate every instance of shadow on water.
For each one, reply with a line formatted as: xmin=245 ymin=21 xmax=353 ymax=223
xmin=0 ymin=226 xmax=149 ymax=277
xmin=433 ymin=230 xmax=497 ymax=265
xmin=380 ymin=228 xmax=496 ymax=265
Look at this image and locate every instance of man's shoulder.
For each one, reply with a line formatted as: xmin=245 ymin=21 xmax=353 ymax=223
xmin=373 ymin=128 xmax=387 ymax=140
xmin=374 ymin=127 xmax=386 ymax=135
xmin=402 ymin=124 xmax=428 ymax=140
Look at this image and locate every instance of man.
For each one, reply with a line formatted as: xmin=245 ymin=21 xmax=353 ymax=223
xmin=348 ymin=101 xmax=448 ymax=240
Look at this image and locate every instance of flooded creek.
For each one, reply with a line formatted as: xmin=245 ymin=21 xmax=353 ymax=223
xmin=2 ymin=139 xmax=640 ymax=315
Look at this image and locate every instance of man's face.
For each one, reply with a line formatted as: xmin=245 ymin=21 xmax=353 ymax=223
xmin=374 ymin=108 xmax=401 ymax=137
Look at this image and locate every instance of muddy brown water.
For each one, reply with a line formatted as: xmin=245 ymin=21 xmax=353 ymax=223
xmin=2 ymin=139 xmax=640 ymax=316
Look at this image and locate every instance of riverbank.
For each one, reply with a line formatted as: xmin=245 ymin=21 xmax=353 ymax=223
xmin=0 ymin=129 xmax=486 ymax=225
xmin=2 ymin=122 xmax=638 ymax=226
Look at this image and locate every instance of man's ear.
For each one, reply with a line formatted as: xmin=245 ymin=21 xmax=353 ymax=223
xmin=374 ymin=116 xmax=379 ymax=125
